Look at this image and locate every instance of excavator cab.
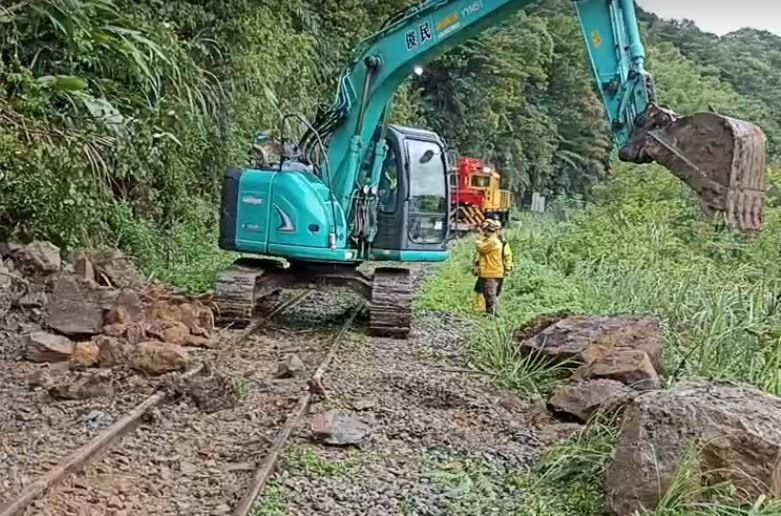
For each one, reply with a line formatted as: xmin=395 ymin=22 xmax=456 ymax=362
xmin=372 ymin=125 xmax=450 ymax=257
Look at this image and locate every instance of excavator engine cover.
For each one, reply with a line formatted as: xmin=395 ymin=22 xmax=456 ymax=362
xmin=620 ymin=105 xmax=767 ymax=231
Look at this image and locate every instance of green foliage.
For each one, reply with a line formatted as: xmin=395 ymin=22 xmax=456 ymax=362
xmin=2 ymin=0 xmax=778 ymax=286
xmin=420 ymin=164 xmax=781 ymax=514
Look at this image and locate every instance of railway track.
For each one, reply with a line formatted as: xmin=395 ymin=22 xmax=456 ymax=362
xmin=0 ymin=291 xmax=365 ymax=516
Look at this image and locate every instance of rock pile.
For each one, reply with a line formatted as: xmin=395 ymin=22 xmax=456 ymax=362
xmin=518 ymin=315 xmax=781 ymax=515
xmin=1 ymin=241 xmax=217 ymax=378
xmin=517 ymin=315 xmax=662 ymax=422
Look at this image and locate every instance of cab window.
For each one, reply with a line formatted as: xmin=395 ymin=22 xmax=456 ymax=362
xmin=378 ymin=145 xmax=400 ymax=213
xmin=406 ymin=138 xmax=447 ymax=244
xmin=471 ymin=175 xmax=490 ymax=188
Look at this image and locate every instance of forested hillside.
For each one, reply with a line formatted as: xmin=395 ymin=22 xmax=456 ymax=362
xmin=1 ymin=0 xmax=779 ymax=264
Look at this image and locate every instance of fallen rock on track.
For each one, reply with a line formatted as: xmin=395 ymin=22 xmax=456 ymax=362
xmin=70 ymin=341 xmax=100 ymax=368
xmin=606 ymin=380 xmax=781 ymax=515
xmin=48 ymin=371 xmax=114 ymax=400
xmin=548 ymin=379 xmax=635 ymax=422
xmin=25 ymin=331 xmax=74 ymax=362
xmin=147 ymin=319 xmax=190 ymax=346
xmin=47 ymin=276 xmax=116 ymax=337
xmin=85 ymin=248 xmax=143 ymax=288
xmin=131 ymin=341 xmax=190 ymax=375
xmin=576 ymin=345 xmax=660 ymax=391
xmin=518 ymin=315 xmax=662 ymax=372
xmin=12 ymin=240 xmax=61 ymax=275
xmin=311 ymin=410 xmax=375 ymax=446
xmin=277 ymin=353 xmax=306 ymax=378
xmin=95 ymin=335 xmax=132 ymax=367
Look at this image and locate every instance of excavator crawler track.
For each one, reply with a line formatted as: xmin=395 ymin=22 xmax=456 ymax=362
xmin=213 ymin=259 xmax=283 ymax=328
xmin=369 ymin=267 xmax=412 ymax=339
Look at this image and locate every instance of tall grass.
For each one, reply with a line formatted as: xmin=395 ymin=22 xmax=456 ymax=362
xmin=418 ymin=164 xmax=781 ymax=514
xmin=419 ymin=164 xmax=781 ymax=395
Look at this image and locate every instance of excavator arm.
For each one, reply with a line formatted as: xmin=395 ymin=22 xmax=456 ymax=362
xmin=301 ymin=0 xmax=766 ymax=231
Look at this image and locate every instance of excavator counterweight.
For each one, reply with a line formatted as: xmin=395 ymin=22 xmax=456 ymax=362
xmin=620 ymin=105 xmax=767 ymax=231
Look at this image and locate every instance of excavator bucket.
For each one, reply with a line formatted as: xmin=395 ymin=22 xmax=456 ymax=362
xmin=620 ymin=105 xmax=767 ymax=231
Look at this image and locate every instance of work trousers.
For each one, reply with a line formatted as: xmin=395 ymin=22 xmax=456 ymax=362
xmin=474 ymin=278 xmax=502 ymax=314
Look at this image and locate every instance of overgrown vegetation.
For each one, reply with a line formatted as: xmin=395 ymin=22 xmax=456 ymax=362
xmin=4 ymin=0 xmax=779 ymax=284
xmin=418 ymin=163 xmax=781 ymax=514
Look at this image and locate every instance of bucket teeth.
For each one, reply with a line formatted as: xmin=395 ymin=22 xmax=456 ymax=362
xmin=620 ymin=104 xmax=767 ymax=232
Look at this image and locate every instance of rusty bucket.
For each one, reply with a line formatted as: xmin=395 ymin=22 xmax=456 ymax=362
xmin=621 ymin=105 xmax=767 ymax=231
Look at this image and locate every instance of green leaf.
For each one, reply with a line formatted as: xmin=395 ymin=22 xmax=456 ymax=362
xmin=36 ymin=75 xmax=89 ymax=92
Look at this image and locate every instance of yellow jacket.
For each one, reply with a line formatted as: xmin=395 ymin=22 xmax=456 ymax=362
xmin=502 ymin=240 xmax=514 ymax=277
xmin=476 ymin=234 xmax=504 ymax=279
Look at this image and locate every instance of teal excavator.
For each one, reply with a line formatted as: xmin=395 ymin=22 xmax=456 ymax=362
xmin=215 ymin=0 xmax=767 ymax=337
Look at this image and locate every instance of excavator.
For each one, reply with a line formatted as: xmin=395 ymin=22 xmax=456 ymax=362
xmin=215 ymin=0 xmax=767 ymax=338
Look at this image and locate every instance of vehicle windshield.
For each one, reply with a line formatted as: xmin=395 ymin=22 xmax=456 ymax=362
xmin=406 ymin=138 xmax=447 ymax=244
xmin=471 ymin=175 xmax=490 ymax=188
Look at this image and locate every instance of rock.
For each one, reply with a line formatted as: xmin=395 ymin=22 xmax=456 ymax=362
xmin=105 ymin=289 xmax=144 ymax=326
xmin=49 ymin=372 xmax=113 ymax=400
xmin=26 ymin=332 xmax=74 ymax=362
xmin=27 ymin=369 xmax=54 ymax=390
xmin=87 ymin=249 xmax=142 ymax=288
xmin=74 ymin=254 xmax=95 ymax=282
xmin=125 ymin=323 xmax=146 ymax=345
xmin=103 ymin=324 xmax=128 ymax=338
xmin=518 ymin=315 xmax=662 ymax=372
xmin=13 ymin=241 xmax=61 ymax=274
xmin=0 ymin=242 xmax=21 ymax=258
xmin=71 ymin=341 xmax=100 ymax=368
xmin=576 ymin=345 xmax=660 ymax=391
xmin=276 ymin=354 xmax=306 ymax=378
xmin=498 ymin=395 xmax=526 ymax=413
xmin=311 ymin=410 xmax=374 ymax=446
xmin=95 ymin=336 xmax=131 ymax=367
xmin=105 ymin=305 xmax=132 ymax=326
xmin=17 ymin=285 xmax=47 ymax=308
xmin=80 ymin=409 xmax=114 ymax=430
xmin=147 ymin=320 xmax=190 ymax=346
xmin=47 ymin=277 xmax=116 ymax=336
xmin=131 ymin=341 xmax=189 ymax=375
xmin=0 ymin=262 xmax=9 ymax=288
xmin=606 ymin=381 xmax=781 ymax=515
xmin=146 ymin=301 xmax=182 ymax=323
xmin=178 ymin=303 xmax=213 ymax=336
xmin=548 ymin=380 xmax=635 ymax=422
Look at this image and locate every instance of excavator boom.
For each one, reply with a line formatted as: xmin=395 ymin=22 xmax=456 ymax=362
xmin=303 ymin=0 xmax=766 ymax=231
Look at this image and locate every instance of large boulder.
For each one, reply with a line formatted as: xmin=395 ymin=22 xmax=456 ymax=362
xmin=130 ymin=341 xmax=190 ymax=375
xmin=95 ymin=335 xmax=132 ymax=367
xmin=105 ymin=288 xmax=145 ymax=326
xmin=548 ymin=380 xmax=635 ymax=423
xmin=13 ymin=241 xmax=61 ymax=274
xmin=576 ymin=345 xmax=660 ymax=391
xmin=25 ymin=332 xmax=74 ymax=362
xmin=147 ymin=319 xmax=190 ymax=346
xmin=606 ymin=381 xmax=781 ymax=515
xmin=86 ymin=249 xmax=142 ymax=288
xmin=46 ymin=277 xmax=116 ymax=336
xmin=518 ymin=315 xmax=662 ymax=372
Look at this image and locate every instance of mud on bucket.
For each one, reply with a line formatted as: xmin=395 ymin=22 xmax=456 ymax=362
xmin=621 ymin=105 xmax=767 ymax=232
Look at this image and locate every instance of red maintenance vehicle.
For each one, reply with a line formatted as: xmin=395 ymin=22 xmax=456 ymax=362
xmin=449 ymin=157 xmax=512 ymax=235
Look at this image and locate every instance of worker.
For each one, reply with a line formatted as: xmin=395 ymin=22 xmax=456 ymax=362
xmin=472 ymin=220 xmax=514 ymax=312
xmin=474 ymin=219 xmax=505 ymax=315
